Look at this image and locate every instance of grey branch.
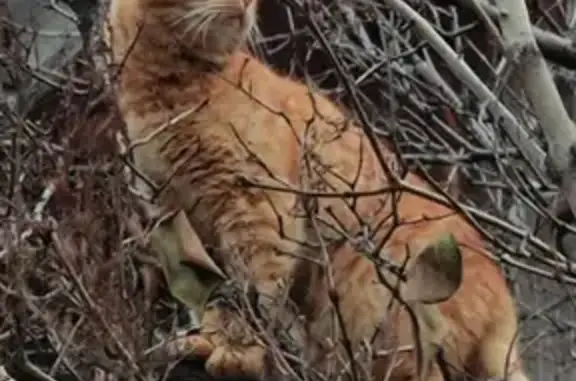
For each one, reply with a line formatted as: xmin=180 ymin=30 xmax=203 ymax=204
xmin=495 ymin=0 xmax=576 ymax=218
xmin=447 ymin=0 xmax=576 ymax=69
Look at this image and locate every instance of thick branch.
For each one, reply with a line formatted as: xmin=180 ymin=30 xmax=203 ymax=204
xmin=495 ymin=0 xmax=576 ymax=216
xmin=445 ymin=0 xmax=576 ymax=69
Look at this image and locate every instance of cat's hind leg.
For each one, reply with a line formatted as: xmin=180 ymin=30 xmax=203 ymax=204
xmin=473 ymin=312 xmax=531 ymax=381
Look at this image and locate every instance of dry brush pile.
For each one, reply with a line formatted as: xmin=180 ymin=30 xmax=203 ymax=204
xmin=2 ymin=0 xmax=576 ymax=380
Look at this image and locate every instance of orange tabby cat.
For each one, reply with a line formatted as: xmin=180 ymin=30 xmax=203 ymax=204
xmin=104 ymin=0 xmax=531 ymax=380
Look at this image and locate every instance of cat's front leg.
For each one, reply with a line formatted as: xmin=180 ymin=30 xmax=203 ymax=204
xmin=184 ymin=190 xmax=305 ymax=379
xmin=182 ymin=296 xmax=269 ymax=378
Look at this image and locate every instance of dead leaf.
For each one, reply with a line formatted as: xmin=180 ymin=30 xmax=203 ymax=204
xmin=401 ymin=233 xmax=463 ymax=304
xmin=148 ymin=211 xmax=226 ymax=320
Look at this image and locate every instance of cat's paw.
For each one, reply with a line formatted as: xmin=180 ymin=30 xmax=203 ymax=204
xmin=181 ymin=303 xmax=267 ymax=379
xmin=204 ymin=340 xmax=267 ymax=378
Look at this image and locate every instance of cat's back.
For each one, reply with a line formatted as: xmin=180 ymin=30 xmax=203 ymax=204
xmin=135 ymin=51 xmax=367 ymax=185
xmin=209 ymin=52 xmax=352 ymax=141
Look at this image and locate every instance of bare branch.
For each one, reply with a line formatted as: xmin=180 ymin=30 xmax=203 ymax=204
xmin=495 ymin=0 xmax=576 ymax=221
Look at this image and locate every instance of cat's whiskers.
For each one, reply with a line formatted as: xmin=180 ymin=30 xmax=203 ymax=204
xmin=171 ymin=5 xmax=210 ymax=27
xmin=180 ymin=13 xmax=200 ymax=40
xmin=175 ymin=0 xmax=244 ymax=25
xmin=174 ymin=0 xmax=248 ymax=47
xmin=180 ymin=12 xmax=207 ymax=45
xmin=177 ymin=3 xmax=217 ymax=43
xmin=199 ymin=13 xmax=218 ymax=47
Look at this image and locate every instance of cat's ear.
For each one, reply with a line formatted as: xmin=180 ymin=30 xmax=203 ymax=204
xmin=401 ymin=233 xmax=463 ymax=304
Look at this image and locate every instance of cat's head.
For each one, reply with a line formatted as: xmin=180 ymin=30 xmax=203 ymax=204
xmin=106 ymin=0 xmax=258 ymax=66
